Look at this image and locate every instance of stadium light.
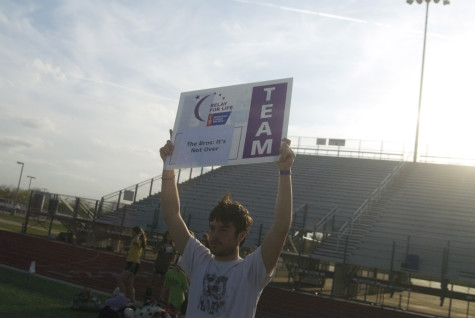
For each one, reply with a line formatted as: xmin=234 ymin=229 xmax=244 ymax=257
xmin=13 ymin=161 xmax=24 ymax=214
xmin=406 ymin=0 xmax=449 ymax=162
xmin=27 ymin=175 xmax=36 ymax=190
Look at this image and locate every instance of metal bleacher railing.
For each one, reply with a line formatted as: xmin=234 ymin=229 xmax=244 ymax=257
xmin=98 ymin=167 xmax=216 ymax=218
xmin=337 ymin=160 xmax=407 ymax=239
xmin=291 ymin=136 xmax=408 ymax=161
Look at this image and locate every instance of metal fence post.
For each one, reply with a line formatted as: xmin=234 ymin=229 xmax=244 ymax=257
xmin=149 ymin=178 xmax=154 ymax=196
xmin=134 ymin=184 xmax=139 ymax=203
xmin=22 ymin=190 xmax=34 ymax=234
xmin=73 ymin=197 xmax=80 ymax=219
xmin=116 ymin=190 xmax=122 ymax=212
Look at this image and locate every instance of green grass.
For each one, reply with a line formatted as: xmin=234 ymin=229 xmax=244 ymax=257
xmin=0 ymin=213 xmax=106 ymax=317
xmin=0 ymin=222 xmax=25 ymax=233
xmin=0 ymin=212 xmax=68 ymax=236
xmin=0 ymin=213 xmax=29 ymax=223
xmin=0 ymin=267 xmax=101 ymax=318
xmin=0 ymin=221 xmax=54 ymax=236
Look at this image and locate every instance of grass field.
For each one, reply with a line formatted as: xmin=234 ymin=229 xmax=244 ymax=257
xmin=0 ymin=266 xmax=102 ymax=318
xmin=0 ymin=212 xmax=105 ymax=317
xmin=0 ymin=211 xmax=68 ymax=236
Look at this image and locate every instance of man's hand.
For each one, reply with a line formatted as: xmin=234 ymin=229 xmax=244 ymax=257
xmin=276 ymin=138 xmax=295 ymax=171
xmin=160 ymin=129 xmax=174 ymax=164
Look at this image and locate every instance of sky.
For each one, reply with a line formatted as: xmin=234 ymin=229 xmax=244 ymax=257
xmin=1 ymin=0 xmax=474 ymax=199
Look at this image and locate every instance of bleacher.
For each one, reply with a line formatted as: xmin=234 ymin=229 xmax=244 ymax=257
xmin=350 ymin=162 xmax=475 ymax=284
xmin=96 ymin=154 xmax=401 ymax=250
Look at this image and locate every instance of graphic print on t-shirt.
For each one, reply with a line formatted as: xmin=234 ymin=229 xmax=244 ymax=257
xmin=199 ymin=273 xmax=228 ymax=315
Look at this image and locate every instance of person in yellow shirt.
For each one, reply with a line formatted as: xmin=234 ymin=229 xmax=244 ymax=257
xmin=117 ymin=226 xmax=147 ymax=304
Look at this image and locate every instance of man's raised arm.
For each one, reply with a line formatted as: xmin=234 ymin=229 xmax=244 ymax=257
xmin=159 ymin=130 xmax=191 ymax=254
xmin=261 ymin=138 xmax=295 ymax=275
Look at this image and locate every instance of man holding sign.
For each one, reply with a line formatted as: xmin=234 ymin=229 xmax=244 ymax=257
xmin=159 ymin=130 xmax=295 ymax=317
xmin=159 ymin=78 xmax=294 ymax=317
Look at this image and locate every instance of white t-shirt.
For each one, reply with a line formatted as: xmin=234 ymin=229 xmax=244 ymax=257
xmin=178 ymin=237 xmax=274 ymax=318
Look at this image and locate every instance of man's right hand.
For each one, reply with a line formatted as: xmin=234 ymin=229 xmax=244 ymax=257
xmin=276 ymin=138 xmax=295 ymax=171
xmin=160 ymin=129 xmax=174 ymax=163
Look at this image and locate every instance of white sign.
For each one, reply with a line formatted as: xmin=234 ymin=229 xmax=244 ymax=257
xmin=165 ymin=78 xmax=293 ymax=169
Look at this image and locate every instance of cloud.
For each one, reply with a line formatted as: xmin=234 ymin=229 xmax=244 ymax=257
xmin=0 ymin=135 xmax=43 ymax=152
xmin=0 ymin=9 xmax=8 ymax=24
xmin=20 ymin=117 xmax=50 ymax=130
xmin=2 ymin=112 xmax=59 ymax=133
xmin=67 ymin=75 xmax=176 ymax=103
xmin=32 ymin=58 xmax=66 ymax=81
xmin=23 ymin=116 xmax=58 ymax=133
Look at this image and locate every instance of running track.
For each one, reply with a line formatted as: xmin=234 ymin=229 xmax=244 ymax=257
xmin=1 ymin=230 xmax=428 ymax=318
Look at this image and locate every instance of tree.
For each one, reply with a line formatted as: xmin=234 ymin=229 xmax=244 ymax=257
xmin=0 ymin=185 xmax=33 ymax=205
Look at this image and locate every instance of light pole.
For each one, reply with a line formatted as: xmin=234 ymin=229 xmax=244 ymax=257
xmin=406 ymin=0 xmax=450 ymax=162
xmin=27 ymin=175 xmax=36 ymax=190
xmin=13 ymin=161 xmax=24 ymax=214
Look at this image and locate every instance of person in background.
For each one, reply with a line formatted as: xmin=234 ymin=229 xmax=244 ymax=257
xmin=117 ymin=226 xmax=147 ymax=304
xmin=160 ymin=261 xmax=189 ymax=317
xmin=150 ymin=231 xmax=176 ymax=299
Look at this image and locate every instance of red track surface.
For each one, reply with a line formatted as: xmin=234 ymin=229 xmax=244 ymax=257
xmin=1 ymin=229 xmax=428 ymax=318
xmin=0 ymin=229 xmax=154 ymax=299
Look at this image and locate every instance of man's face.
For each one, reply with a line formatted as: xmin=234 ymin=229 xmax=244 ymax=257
xmin=208 ymin=219 xmax=244 ymax=260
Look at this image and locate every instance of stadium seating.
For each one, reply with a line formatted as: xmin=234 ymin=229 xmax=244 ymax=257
xmin=96 ymin=155 xmax=400 ymax=248
xmin=350 ymin=162 xmax=475 ymax=284
xmin=94 ymin=154 xmax=475 ymax=285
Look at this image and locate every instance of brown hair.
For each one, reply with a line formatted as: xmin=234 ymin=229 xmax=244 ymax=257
xmin=209 ymin=193 xmax=253 ymax=246
xmin=133 ymin=226 xmax=147 ymax=248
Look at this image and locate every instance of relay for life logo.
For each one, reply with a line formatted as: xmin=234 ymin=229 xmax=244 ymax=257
xmin=193 ymin=92 xmax=233 ymax=127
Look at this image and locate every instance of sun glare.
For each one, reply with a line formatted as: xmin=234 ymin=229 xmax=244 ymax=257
xmin=419 ymin=101 xmax=475 ymax=163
